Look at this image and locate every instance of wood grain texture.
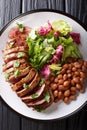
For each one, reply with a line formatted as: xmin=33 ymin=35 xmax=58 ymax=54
xmin=22 ymin=0 xmax=65 ymax=13
xmin=65 ymin=0 xmax=87 ymax=26
xmin=0 ymin=0 xmax=22 ymax=30
xmin=0 ymin=0 xmax=87 ymax=130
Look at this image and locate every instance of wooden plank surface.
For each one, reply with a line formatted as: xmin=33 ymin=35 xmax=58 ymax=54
xmin=0 ymin=0 xmax=87 ymax=130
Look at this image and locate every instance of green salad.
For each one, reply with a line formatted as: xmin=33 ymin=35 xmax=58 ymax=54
xmin=26 ymin=20 xmax=82 ymax=77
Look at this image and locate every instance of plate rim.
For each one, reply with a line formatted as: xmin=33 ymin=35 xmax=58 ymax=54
xmin=0 ymin=9 xmax=87 ymax=121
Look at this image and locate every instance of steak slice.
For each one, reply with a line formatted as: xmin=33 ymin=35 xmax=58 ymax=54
xmin=22 ymin=84 xmax=45 ymax=103
xmin=40 ymin=87 xmax=54 ymax=109
xmin=17 ymin=73 xmax=40 ymax=97
xmin=4 ymin=52 xmax=27 ymax=63
xmin=3 ymin=59 xmax=26 ymax=71
xmin=27 ymin=99 xmax=45 ymax=107
xmin=5 ymin=62 xmax=28 ymax=74
xmin=3 ymin=46 xmax=28 ymax=56
xmin=12 ymin=68 xmax=36 ymax=91
xmin=6 ymin=66 xmax=30 ymax=83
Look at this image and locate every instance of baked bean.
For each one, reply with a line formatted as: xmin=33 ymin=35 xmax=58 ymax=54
xmin=74 ymin=62 xmax=81 ymax=68
xmin=83 ymin=61 xmax=87 ymax=67
xmin=61 ymin=69 xmax=66 ymax=74
xmin=76 ymin=84 xmax=82 ymax=90
xmin=80 ymin=78 xmax=84 ymax=84
xmin=67 ymin=73 xmax=72 ymax=78
xmin=58 ymin=79 xmax=64 ymax=85
xmin=71 ymin=91 xmax=76 ymax=95
xmin=82 ymin=66 xmax=86 ymax=72
xmin=80 ymin=87 xmax=85 ymax=93
xmin=54 ymin=78 xmax=58 ymax=83
xmin=69 ymin=95 xmax=76 ymax=100
xmin=64 ymin=90 xmax=70 ymax=97
xmin=80 ymin=72 xmax=86 ymax=79
xmin=57 ymin=74 xmax=63 ymax=79
xmin=68 ymin=64 xmax=72 ymax=69
xmin=63 ymin=81 xmax=70 ymax=87
xmin=73 ymin=77 xmax=80 ymax=84
xmin=63 ymin=64 xmax=69 ymax=69
xmin=72 ymin=67 xmax=77 ymax=71
xmin=51 ymin=83 xmax=57 ymax=90
xmin=58 ymin=85 xmax=65 ymax=91
xmin=63 ymin=74 xmax=68 ymax=81
xmin=74 ymin=71 xmax=80 ymax=76
xmin=71 ymin=87 xmax=77 ymax=91
xmin=58 ymin=91 xmax=63 ymax=99
xmin=71 ymin=79 xmax=75 ymax=86
xmin=63 ymin=97 xmax=69 ymax=103
xmin=53 ymin=90 xmax=58 ymax=97
xmin=67 ymin=70 xmax=71 ymax=74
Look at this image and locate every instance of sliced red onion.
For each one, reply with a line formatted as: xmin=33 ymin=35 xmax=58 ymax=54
xmin=41 ymin=65 xmax=51 ymax=78
xmin=68 ymin=32 xmax=80 ymax=44
xmin=54 ymin=31 xmax=60 ymax=37
xmin=38 ymin=21 xmax=53 ymax=36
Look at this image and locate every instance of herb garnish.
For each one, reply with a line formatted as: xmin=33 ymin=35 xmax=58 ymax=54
xmin=44 ymin=92 xmax=50 ymax=103
xmin=39 ymin=79 xmax=45 ymax=86
xmin=17 ymin=23 xmax=24 ymax=32
xmin=32 ymin=93 xmax=38 ymax=99
xmin=5 ymin=73 xmax=10 ymax=79
xmin=34 ymin=105 xmax=44 ymax=112
xmin=14 ymin=61 xmax=20 ymax=68
xmin=17 ymin=52 xmax=24 ymax=58
xmin=23 ymin=83 xmax=30 ymax=89
xmin=14 ymin=69 xmax=21 ymax=77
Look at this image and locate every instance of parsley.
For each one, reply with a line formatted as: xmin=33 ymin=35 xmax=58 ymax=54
xmin=2 ymin=63 xmax=5 ymax=66
xmin=17 ymin=23 xmax=24 ymax=32
xmin=14 ymin=69 xmax=21 ymax=77
xmin=23 ymin=83 xmax=30 ymax=89
xmin=32 ymin=93 xmax=38 ymax=99
xmin=44 ymin=92 xmax=50 ymax=103
xmin=17 ymin=52 xmax=24 ymax=58
xmin=14 ymin=61 xmax=20 ymax=68
xmin=6 ymin=55 xmax=10 ymax=59
xmin=39 ymin=79 xmax=44 ymax=86
xmin=5 ymin=73 xmax=10 ymax=79
xmin=34 ymin=105 xmax=44 ymax=112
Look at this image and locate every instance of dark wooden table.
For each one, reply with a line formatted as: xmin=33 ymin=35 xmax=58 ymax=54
xmin=0 ymin=0 xmax=87 ymax=130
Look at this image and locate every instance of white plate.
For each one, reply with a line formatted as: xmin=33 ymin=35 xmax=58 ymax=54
xmin=0 ymin=10 xmax=87 ymax=121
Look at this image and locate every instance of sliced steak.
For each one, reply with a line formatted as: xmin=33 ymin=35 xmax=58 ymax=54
xmin=12 ymin=68 xmax=36 ymax=91
xmin=17 ymin=73 xmax=40 ymax=97
xmin=27 ymin=99 xmax=45 ymax=107
xmin=5 ymin=63 xmax=28 ymax=74
xmin=6 ymin=66 xmax=30 ymax=83
xmin=40 ymin=87 xmax=54 ymax=109
xmin=4 ymin=52 xmax=27 ymax=63
xmin=3 ymin=46 xmax=28 ymax=56
xmin=22 ymin=84 xmax=45 ymax=103
xmin=3 ymin=59 xmax=26 ymax=71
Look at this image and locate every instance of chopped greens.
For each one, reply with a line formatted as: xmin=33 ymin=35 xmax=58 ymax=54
xmin=34 ymin=105 xmax=45 ymax=112
xmin=5 ymin=73 xmax=10 ymax=79
xmin=17 ymin=52 xmax=24 ymax=58
xmin=44 ymin=92 xmax=50 ymax=103
xmin=17 ymin=23 xmax=24 ymax=32
xmin=32 ymin=93 xmax=38 ymax=99
xmin=13 ymin=61 xmax=20 ymax=68
xmin=23 ymin=83 xmax=30 ymax=89
xmin=39 ymin=79 xmax=45 ymax=86
xmin=14 ymin=69 xmax=21 ymax=77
